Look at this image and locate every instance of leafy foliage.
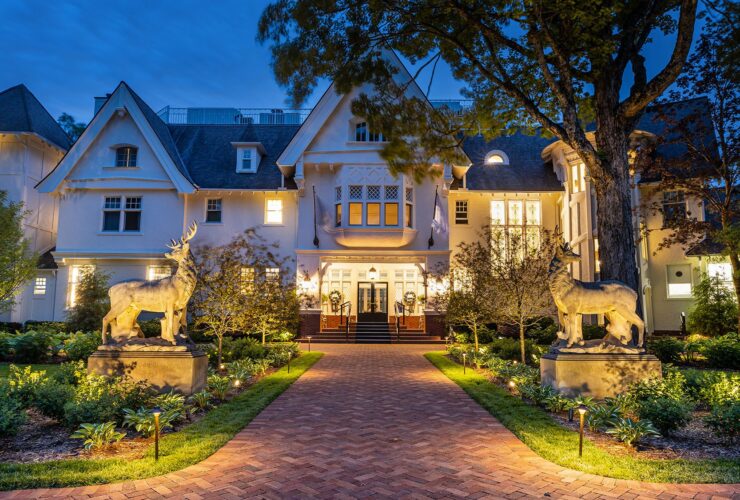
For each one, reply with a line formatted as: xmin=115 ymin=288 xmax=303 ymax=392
xmin=704 ymin=402 xmax=740 ymax=444
xmin=636 ymin=397 xmax=692 ymax=436
xmin=122 ymin=407 xmax=176 ymax=438
xmin=56 ymin=113 xmax=86 ymax=142
xmin=9 ymin=331 xmax=54 ymax=363
xmin=586 ymin=404 xmax=621 ymax=432
xmin=71 ymin=422 xmax=125 ymax=450
xmin=0 ymin=192 xmax=37 ymax=313
xmin=34 ymin=380 xmax=75 ymax=421
xmin=702 ymin=334 xmax=740 ymax=369
xmin=648 ymin=337 xmax=685 ymax=364
xmin=207 ymin=374 xmax=231 ymax=401
xmin=687 ymin=276 xmax=739 ymax=337
xmin=63 ymin=372 xmax=152 ymax=428
xmin=65 ymin=269 xmax=111 ymax=333
xmin=5 ymin=364 xmax=47 ymax=405
xmin=150 ymin=391 xmax=187 ymax=423
xmin=0 ymin=381 xmax=27 ymax=435
xmin=63 ymin=331 xmax=101 ymax=361
xmin=189 ymin=390 xmax=212 ymax=411
xmin=606 ymin=418 xmax=660 ymax=447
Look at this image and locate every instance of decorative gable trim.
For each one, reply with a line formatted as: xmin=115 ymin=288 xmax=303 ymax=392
xmin=37 ymin=83 xmax=196 ymax=194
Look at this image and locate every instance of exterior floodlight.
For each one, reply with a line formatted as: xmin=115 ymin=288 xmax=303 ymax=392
xmin=368 ymin=266 xmax=378 ymax=280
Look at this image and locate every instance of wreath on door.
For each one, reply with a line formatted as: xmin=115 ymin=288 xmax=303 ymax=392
xmin=329 ymin=290 xmax=342 ymax=312
xmin=403 ymin=291 xmax=417 ymax=308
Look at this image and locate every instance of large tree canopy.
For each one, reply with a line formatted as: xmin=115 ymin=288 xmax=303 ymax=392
xmin=259 ymin=0 xmax=698 ymax=292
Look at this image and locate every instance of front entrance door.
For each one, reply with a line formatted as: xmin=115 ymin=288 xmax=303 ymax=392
xmin=357 ymin=282 xmax=388 ymax=322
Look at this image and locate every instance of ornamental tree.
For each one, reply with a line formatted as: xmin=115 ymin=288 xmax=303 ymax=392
xmin=259 ymin=0 xmax=699 ymax=294
xmin=0 ymin=192 xmax=36 ymax=313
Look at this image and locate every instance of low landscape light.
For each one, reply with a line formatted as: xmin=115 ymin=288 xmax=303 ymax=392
xmin=151 ymin=407 xmax=162 ymax=461
xmin=508 ymin=380 xmax=516 ymax=389
xmin=462 ymin=352 xmax=467 ymax=374
xmin=307 ymin=336 xmax=312 ymax=352
xmin=233 ymin=379 xmax=241 ymax=387
xmin=578 ymin=404 xmax=588 ymax=457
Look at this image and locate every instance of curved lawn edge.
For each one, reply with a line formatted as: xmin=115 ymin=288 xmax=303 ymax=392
xmin=0 ymin=352 xmax=324 ymax=491
xmin=425 ymin=352 xmax=739 ymax=484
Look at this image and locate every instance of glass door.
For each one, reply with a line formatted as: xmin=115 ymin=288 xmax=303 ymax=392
xmin=357 ymin=282 xmax=388 ymax=322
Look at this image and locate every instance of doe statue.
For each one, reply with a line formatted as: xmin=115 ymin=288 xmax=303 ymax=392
xmin=548 ymin=243 xmax=644 ymax=353
xmin=101 ymin=222 xmax=198 ymax=345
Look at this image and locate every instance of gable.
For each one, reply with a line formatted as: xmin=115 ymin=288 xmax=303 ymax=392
xmin=37 ymin=83 xmax=195 ymax=194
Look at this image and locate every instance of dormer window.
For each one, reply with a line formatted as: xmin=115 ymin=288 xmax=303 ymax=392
xmin=484 ymin=150 xmax=509 ymax=166
xmin=116 ymin=146 xmax=138 ymax=167
xmin=232 ymin=142 xmax=264 ymax=173
xmin=354 ymin=121 xmax=385 ymax=142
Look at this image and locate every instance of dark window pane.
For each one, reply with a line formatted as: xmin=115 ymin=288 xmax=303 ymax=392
xmin=102 ymin=211 xmax=120 ymax=231
xmin=206 ymin=210 xmax=222 ymax=223
xmin=124 ymin=211 xmax=141 ymax=231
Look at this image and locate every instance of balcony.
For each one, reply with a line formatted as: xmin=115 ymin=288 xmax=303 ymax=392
xmin=157 ymin=106 xmax=311 ymax=125
xmin=330 ymin=227 xmax=417 ymax=248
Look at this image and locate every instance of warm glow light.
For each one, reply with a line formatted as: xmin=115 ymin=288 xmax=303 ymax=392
xmin=508 ymin=381 xmax=516 ymax=388
xmin=368 ymin=266 xmax=378 ymax=280
xmin=667 ymin=283 xmax=692 ymax=297
xmin=578 ymin=405 xmax=588 ymax=415
xmin=234 ymin=379 xmax=241 ymax=387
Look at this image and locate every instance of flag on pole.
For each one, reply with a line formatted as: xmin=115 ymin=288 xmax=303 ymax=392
xmin=428 ymin=186 xmax=448 ymax=248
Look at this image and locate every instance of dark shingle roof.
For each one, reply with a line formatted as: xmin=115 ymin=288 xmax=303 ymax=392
xmin=460 ymin=131 xmax=562 ymax=191
xmin=168 ymin=124 xmax=300 ymax=189
xmin=123 ymin=83 xmax=196 ymax=186
xmin=0 ymin=85 xmax=71 ymax=150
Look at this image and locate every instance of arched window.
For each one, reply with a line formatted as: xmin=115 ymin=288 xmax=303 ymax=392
xmin=484 ymin=150 xmax=509 ymax=166
xmin=116 ymin=146 xmax=138 ymax=167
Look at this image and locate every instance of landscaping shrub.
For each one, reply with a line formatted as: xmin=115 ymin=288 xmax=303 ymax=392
xmin=51 ymin=360 xmax=86 ymax=385
xmin=606 ymin=417 xmax=660 ymax=447
xmin=582 ymin=324 xmax=606 ymax=340
xmin=221 ymin=336 xmax=267 ymax=362
xmin=704 ymin=402 xmax=740 ymax=443
xmin=626 ymin=366 xmax=687 ymax=406
xmin=0 ymin=387 xmax=27 ymax=435
xmin=5 ymin=364 xmax=47 ymax=405
xmin=150 ymin=391 xmax=187 ymax=422
xmin=65 ymin=269 xmax=110 ymax=332
xmin=702 ymin=334 xmax=740 ymax=369
xmin=526 ymin=317 xmax=558 ymax=345
xmin=207 ymin=374 xmax=231 ymax=400
xmin=636 ymin=396 xmax=693 ymax=435
xmin=696 ymin=372 xmax=740 ymax=408
xmin=138 ymin=319 xmax=162 ymax=338
xmin=266 ymin=342 xmax=300 ymax=366
xmin=34 ymin=380 xmax=75 ymax=421
xmin=487 ymin=337 xmax=541 ymax=363
xmin=63 ymin=331 xmax=101 ymax=361
xmin=189 ymin=390 xmax=212 ymax=411
xmin=0 ymin=332 xmax=12 ymax=359
xmin=63 ymin=373 xmax=152 ymax=428
xmin=71 ymin=422 xmax=125 ymax=450
xmin=518 ymin=383 xmax=555 ymax=406
xmin=23 ymin=321 xmax=67 ymax=334
xmin=10 ymin=330 xmax=53 ymax=363
xmin=687 ymin=274 xmax=738 ymax=336
xmin=123 ymin=407 xmax=176 ymax=437
xmin=647 ymin=336 xmax=684 ymax=364
xmin=0 ymin=322 xmax=22 ymax=333
xmin=543 ymin=394 xmax=571 ymax=413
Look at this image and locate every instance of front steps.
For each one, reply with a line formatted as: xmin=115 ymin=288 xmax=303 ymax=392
xmin=299 ymin=320 xmax=444 ymax=344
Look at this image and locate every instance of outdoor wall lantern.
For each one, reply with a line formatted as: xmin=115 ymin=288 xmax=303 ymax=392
xmin=368 ymin=266 xmax=378 ymax=280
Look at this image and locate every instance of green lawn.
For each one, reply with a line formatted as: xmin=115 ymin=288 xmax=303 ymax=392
xmin=0 ymin=363 xmax=61 ymax=378
xmin=0 ymin=352 xmax=323 ymax=491
xmin=425 ymin=352 xmax=739 ymax=484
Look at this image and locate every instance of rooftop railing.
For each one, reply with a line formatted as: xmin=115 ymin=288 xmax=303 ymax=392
xmin=157 ymin=100 xmax=473 ymax=125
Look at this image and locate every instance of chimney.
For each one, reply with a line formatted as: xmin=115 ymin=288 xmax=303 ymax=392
xmin=94 ymin=94 xmax=111 ymax=115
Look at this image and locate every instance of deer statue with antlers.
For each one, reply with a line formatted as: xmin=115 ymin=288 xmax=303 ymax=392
xmin=548 ymin=243 xmax=645 ymax=351
xmin=102 ymin=222 xmax=198 ymax=345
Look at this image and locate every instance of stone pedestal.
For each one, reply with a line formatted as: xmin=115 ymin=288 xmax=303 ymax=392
xmin=88 ymin=347 xmax=208 ymax=395
xmin=540 ymin=352 xmax=661 ymax=399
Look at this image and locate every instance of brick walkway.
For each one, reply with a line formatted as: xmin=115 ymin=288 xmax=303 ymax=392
xmin=2 ymin=344 xmax=738 ymax=499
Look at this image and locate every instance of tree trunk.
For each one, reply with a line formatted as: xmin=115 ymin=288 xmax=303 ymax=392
xmin=217 ymin=335 xmax=223 ymax=368
xmin=728 ymin=252 xmax=740 ymax=333
xmin=590 ymin=99 xmax=641 ymax=298
xmin=473 ymin=324 xmax=479 ymax=367
xmin=519 ymin=323 xmax=526 ymax=365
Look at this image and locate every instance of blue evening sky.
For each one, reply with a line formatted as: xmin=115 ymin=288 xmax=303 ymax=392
xmin=0 ymin=0 xmax=694 ymax=124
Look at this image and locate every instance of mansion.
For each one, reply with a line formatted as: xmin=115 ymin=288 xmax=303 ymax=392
xmin=0 ymin=56 xmax=729 ymax=338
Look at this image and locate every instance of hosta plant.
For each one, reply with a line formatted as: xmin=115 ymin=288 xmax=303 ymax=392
xmin=151 ymin=391 xmax=186 ymax=421
xmin=519 ymin=384 xmax=555 ymax=406
xmin=122 ymin=407 xmax=176 ymax=438
xmin=586 ymin=404 xmax=621 ymax=431
xmin=252 ymin=358 xmax=272 ymax=376
xmin=544 ymin=394 xmax=571 ymax=413
xmin=207 ymin=374 xmax=231 ymax=400
xmin=606 ymin=418 xmax=660 ymax=447
xmin=189 ymin=390 xmax=213 ymax=411
xmin=71 ymin=422 xmax=125 ymax=450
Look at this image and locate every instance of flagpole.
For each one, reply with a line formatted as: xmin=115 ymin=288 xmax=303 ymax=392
xmin=312 ymin=186 xmax=319 ymax=248
xmin=428 ymin=185 xmax=438 ymax=249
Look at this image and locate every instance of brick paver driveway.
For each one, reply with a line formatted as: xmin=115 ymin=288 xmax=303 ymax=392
xmin=3 ymin=344 xmax=738 ymax=499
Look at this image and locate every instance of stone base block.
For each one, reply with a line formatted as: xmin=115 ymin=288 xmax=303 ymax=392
xmin=88 ymin=349 xmax=207 ymax=395
xmin=540 ymin=352 xmax=661 ymax=399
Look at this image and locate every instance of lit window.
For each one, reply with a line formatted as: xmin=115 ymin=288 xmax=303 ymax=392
xmin=34 ymin=277 xmax=47 ymax=295
xmin=490 ymin=201 xmax=505 ymax=225
xmin=405 ymin=203 xmax=413 ymax=228
xmin=349 ymin=202 xmax=363 ymax=225
xmin=708 ymin=262 xmax=733 ymax=290
xmin=206 ymin=199 xmax=222 ymax=223
xmin=147 ymin=266 xmax=171 ymax=281
xmin=115 ymin=147 xmax=137 ymax=167
xmin=385 ymin=203 xmax=399 ymax=226
xmin=490 ymin=199 xmax=542 ymax=256
xmin=102 ymin=196 xmax=141 ymax=232
xmin=335 ymin=204 xmax=342 ymax=227
xmin=662 ymin=191 xmax=687 ymax=227
xmin=667 ymin=264 xmax=693 ymax=298
xmin=484 ymin=150 xmax=508 ymax=166
xmin=265 ymin=267 xmax=280 ymax=281
xmin=367 ymin=203 xmax=380 ymax=225
xmin=68 ymin=265 xmax=94 ymax=308
xmin=265 ymin=199 xmax=283 ymax=224
xmin=571 ymin=163 xmax=586 ymax=193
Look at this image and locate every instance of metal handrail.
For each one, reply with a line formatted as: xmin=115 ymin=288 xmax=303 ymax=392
xmin=394 ymin=301 xmax=406 ymax=342
xmin=339 ymin=301 xmax=351 ymax=342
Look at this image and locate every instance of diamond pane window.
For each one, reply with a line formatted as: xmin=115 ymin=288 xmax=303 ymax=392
xmin=367 ymin=185 xmax=380 ymax=200
xmin=335 ymin=186 xmax=342 ymax=202
xmin=405 ymin=187 xmax=413 ymax=202
xmin=384 ymin=185 xmax=398 ymax=199
xmin=349 ymin=185 xmax=363 ymax=200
